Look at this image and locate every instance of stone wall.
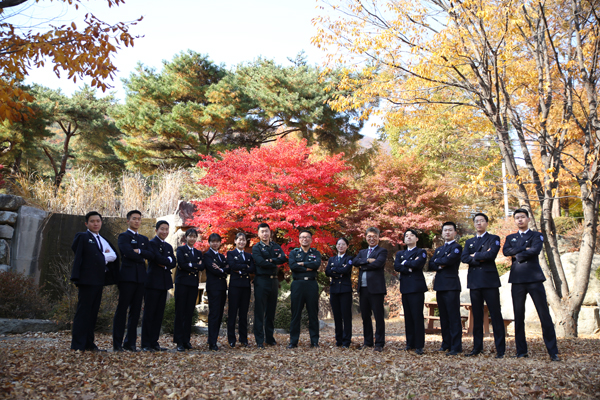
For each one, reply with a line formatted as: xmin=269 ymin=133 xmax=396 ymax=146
xmin=0 ymin=195 xmax=26 ymax=272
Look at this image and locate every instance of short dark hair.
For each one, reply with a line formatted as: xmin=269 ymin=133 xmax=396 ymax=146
xmin=366 ymin=227 xmax=380 ymax=236
xmin=404 ymin=228 xmax=419 ymax=238
xmin=208 ymin=233 xmax=222 ymax=242
xmin=442 ymin=221 xmax=457 ymax=231
xmin=185 ymin=228 xmax=198 ymax=237
xmin=337 ymin=237 xmax=349 ymax=246
xmin=299 ymin=229 xmax=312 ymax=237
xmin=155 ymin=220 xmax=169 ymax=230
xmin=126 ymin=210 xmax=142 ymax=220
xmin=513 ymin=208 xmax=529 ymax=218
xmin=235 ymin=232 xmax=247 ymax=240
xmin=85 ymin=211 xmax=102 ymax=222
xmin=473 ymin=212 xmax=489 ymax=222
xmin=257 ymin=222 xmax=270 ymax=231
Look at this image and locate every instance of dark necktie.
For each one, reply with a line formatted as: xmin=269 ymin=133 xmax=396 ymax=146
xmin=367 ymin=248 xmax=373 ymax=257
xmin=96 ymin=235 xmax=103 ymax=252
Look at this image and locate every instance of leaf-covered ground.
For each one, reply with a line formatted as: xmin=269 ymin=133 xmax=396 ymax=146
xmin=1 ymin=320 xmax=599 ymax=399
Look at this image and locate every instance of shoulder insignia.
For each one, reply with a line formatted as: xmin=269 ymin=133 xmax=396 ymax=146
xmin=348 ymin=259 xmax=352 ymax=265
xmin=495 ymin=240 xmax=500 ymax=246
xmin=454 ymin=248 xmax=460 ymax=254
xmin=422 ymin=252 xmax=427 ymax=258
xmin=540 ymin=235 xmax=544 ymax=241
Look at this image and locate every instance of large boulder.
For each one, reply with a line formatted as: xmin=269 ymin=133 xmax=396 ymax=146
xmin=0 ymin=225 xmax=14 ymax=239
xmin=0 ymin=211 xmax=18 ymax=225
xmin=0 ymin=318 xmax=60 ymax=334
xmin=0 ymin=195 xmax=25 ymax=211
xmin=578 ymin=306 xmax=600 ymax=335
xmin=560 ymin=252 xmax=600 ymax=306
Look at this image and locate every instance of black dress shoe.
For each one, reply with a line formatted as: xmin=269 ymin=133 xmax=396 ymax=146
xmin=122 ymin=345 xmax=137 ymax=352
xmin=209 ymin=344 xmax=219 ymax=351
xmin=256 ymin=344 xmax=265 ymax=349
xmin=465 ymin=350 xmax=481 ymax=357
xmin=436 ymin=347 xmax=449 ymax=352
xmin=176 ymin=345 xmax=186 ymax=352
xmin=358 ymin=344 xmax=374 ymax=350
xmin=404 ymin=346 xmax=415 ymax=351
xmin=341 ymin=345 xmax=349 ymax=349
xmin=286 ymin=344 xmax=298 ymax=349
xmin=415 ymin=348 xmax=424 ymax=355
xmin=240 ymin=343 xmax=249 ymax=348
xmin=374 ymin=346 xmax=383 ymax=352
xmin=184 ymin=343 xmax=193 ymax=350
xmin=550 ymin=354 xmax=560 ymax=361
xmin=265 ymin=340 xmax=277 ymax=346
xmin=495 ymin=354 xmax=504 ymax=359
xmin=513 ymin=353 xmax=529 ymax=358
xmin=229 ymin=342 xmax=236 ymax=348
xmin=310 ymin=343 xmax=319 ymax=348
xmin=152 ymin=346 xmax=167 ymax=352
xmin=142 ymin=347 xmax=155 ymax=352
xmin=113 ymin=346 xmax=124 ymax=352
xmin=446 ymin=350 xmax=461 ymax=356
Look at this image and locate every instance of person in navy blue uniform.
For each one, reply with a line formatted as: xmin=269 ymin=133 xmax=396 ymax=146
xmin=394 ymin=229 xmax=427 ymax=355
xmin=203 ymin=233 xmax=228 ymax=351
xmin=141 ymin=220 xmax=176 ymax=352
xmin=174 ymin=228 xmax=204 ymax=352
xmin=461 ymin=213 xmax=505 ymax=359
xmin=252 ymin=222 xmax=288 ymax=348
xmin=113 ymin=210 xmax=154 ymax=352
xmin=70 ymin=211 xmax=119 ymax=351
xmin=287 ymin=230 xmax=322 ymax=349
xmin=325 ymin=237 xmax=353 ymax=348
xmin=226 ymin=232 xmax=255 ymax=348
xmin=429 ymin=221 xmax=463 ymax=356
xmin=353 ymin=227 xmax=388 ymax=352
xmin=502 ymin=208 xmax=559 ymax=361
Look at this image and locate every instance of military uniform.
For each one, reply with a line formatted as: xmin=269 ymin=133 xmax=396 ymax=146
xmin=394 ymin=247 xmax=427 ymax=351
xmin=325 ymin=253 xmax=353 ymax=347
xmin=203 ymin=249 xmax=229 ymax=348
xmin=174 ymin=245 xmax=204 ymax=348
xmin=461 ymin=232 xmax=505 ymax=356
xmin=226 ymin=249 xmax=255 ymax=346
xmin=429 ymin=241 xmax=463 ymax=353
xmin=252 ymin=241 xmax=287 ymax=346
xmin=288 ymin=247 xmax=322 ymax=346
xmin=503 ymin=230 xmax=558 ymax=358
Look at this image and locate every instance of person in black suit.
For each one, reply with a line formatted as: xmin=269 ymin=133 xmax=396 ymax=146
xmin=325 ymin=237 xmax=353 ymax=348
xmin=174 ymin=228 xmax=204 ymax=352
xmin=252 ymin=222 xmax=288 ymax=348
xmin=113 ymin=210 xmax=154 ymax=352
xmin=394 ymin=228 xmax=427 ymax=355
xmin=203 ymin=233 xmax=228 ymax=351
xmin=461 ymin=213 xmax=505 ymax=359
xmin=503 ymin=208 xmax=559 ymax=361
xmin=353 ymin=227 xmax=388 ymax=352
xmin=429 ymin=221 xmax=463 ymax=356
xmin=70 ymin=211 xmax=119 ymax=351
xmin=141 ymin=220 xmax=176 ymax=352
xmin=226 ymin=232 xmax=255 ymax=348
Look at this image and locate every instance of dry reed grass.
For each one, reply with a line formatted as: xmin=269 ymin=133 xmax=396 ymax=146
xmin=11 ymin=166 xmax=203 ymax=217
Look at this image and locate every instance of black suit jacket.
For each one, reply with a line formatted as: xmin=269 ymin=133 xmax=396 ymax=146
xmin=428 ymin=241 xmax=462 ymax=291
xmin=70 ymin=231 xmax=119 ymax=286
xmin=175 ymin=245 xmax=204 ymax=287
xmin=146 ymin=237 xmax=176 ymax=291
xmin=394 ymin=247 xmax=428 ymax=294
xmin=325 ymin=254 xmax=353 ymax=294
xmin=502 ymin=230 xmax=546 ymax=284
xmin=461 ymin=233 xmax=502 ymax=289
xmin=117 ymin=230 xmax=153 ymax=283
xmin=204 ymin=250 xmax=228 ymax=291
xmin=227 ymin=249 xmax=255 ymax=288
xmin=353 ymin=246 xmax=388 ymax=295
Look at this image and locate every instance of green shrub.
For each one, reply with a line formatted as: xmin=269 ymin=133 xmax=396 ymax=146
xmin=553 ymin=216 xmax=580 ymax=234
xmin=162 ymin=296 xmax=199 ymax=334
xmin=496 ymin=262 xmax=511 ymax=276
xmin=0 ymin=270 xmax=52 ymax=319
xmin=51 ymin=284 xmax=119 ymax=332
xmin=273 ymin=299 xmax=309 ymax=330
xmin=458 ymin=234 xmax=474 ymax=248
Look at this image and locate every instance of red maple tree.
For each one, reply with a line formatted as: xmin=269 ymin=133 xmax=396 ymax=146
xmin=189 ymin=139 xmax=356 ymax=256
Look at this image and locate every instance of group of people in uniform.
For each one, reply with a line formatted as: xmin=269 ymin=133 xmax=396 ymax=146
xmin=70 ymin=208 xmax=559 ymax=361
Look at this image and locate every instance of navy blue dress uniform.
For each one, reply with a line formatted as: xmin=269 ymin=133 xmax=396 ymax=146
xmin=460 ymin=232 xmax=506 ymax=356
xmin=325 ymin=253 xmax=353 ymax=347
xmin=394 ymin=247 xmax=428 ymax=351
xmin=113 ymin=229 xmax=154 ymax=351
xmin=226 ymin=249 xmax=255 ymax=346
xmin=174 ymin=245 xmax=204 ymax=348
xmin=429 ymin=241 xmax=463 ymax=353
xmin=288 ymin=247 xmax=322 ymax=347
xmin=141 ymin=237 xmax=176 ymax=350
xmin=252 ymin=241 xmax=287 ymax=346
xmin=353 ymin=246 xmax=388 ymax=349
xmin=70 ymin=231 xmax=119 ymax=351
xmin=203 ymin=249 xmax=229 ymax=348
xmin=503 ymin=230 xmax=558 ymax=358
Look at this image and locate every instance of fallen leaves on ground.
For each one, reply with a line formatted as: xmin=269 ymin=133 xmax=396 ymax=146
xmin=0 ymin=326 xmax=599 ymax=399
